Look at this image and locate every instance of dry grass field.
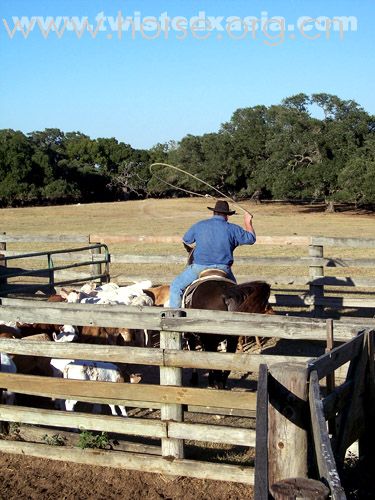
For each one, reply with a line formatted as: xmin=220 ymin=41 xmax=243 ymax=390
xmin=1 ymin=198 xmax=375 ymax=284
xmin=2 ymin=198 xmax=375 ymax=242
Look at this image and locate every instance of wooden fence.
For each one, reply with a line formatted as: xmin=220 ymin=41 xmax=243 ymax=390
xmin=1 ymin=299 xmax=375 ymax=493
xmin=1 ymin=233 xmax=375 ymax=314
xmin=255 ymin=329 xmax=375 ymax=499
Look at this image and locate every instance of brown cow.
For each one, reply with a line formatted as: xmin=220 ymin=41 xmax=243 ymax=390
xmin=144 ymin=285 xmax=170 ymax=306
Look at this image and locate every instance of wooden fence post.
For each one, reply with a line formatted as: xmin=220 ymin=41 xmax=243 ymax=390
xmin=325 ymin=319 xmax=336 ymax=435
xmin=90 ymin=244 xmax=102 ymax=284
xmin=268 ymin=363 xmax=309 ymax=489
xmin=255 ymin=363 xmax=269 ymax=500
xmin=359 ymin=330 xmax=375 ymax=471
xmin=160 ymin=310 xmax=184 ymax=459
xmin=309 ymin=244 xmax=324 ymax=317
xmin=47 ymin=252 xmax=55 ymax=293
xmin=0 ymin=232 xmax=7 ymax=290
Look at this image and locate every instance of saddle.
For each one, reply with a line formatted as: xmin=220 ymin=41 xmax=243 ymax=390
xmin=182 ymin=269 xmax=236 ymax=308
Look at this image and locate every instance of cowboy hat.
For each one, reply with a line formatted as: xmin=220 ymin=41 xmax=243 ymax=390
xmin=207 ymin=200 xmax=236 ymax=216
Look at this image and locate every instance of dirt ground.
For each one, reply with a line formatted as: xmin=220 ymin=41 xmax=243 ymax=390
xmin=0 ymin=453 xmax=252 ymax=500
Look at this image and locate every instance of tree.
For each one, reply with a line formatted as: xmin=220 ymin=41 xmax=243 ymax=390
xmin=337 ymin=135 xmax=375 ymax=206
xmin=0 ymin=129 xmax=38 ymax=206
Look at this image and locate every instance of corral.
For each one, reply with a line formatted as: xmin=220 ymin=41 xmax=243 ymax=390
xmin=1 ymin=200 xmax=375 ymax=499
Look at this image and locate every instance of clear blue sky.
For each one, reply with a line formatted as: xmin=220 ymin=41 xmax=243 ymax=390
xmin=0 ymin=0 xmax=373 ymax=149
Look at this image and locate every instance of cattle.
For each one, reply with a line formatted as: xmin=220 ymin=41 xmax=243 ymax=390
xmin=144 ymin=284 xmax=170 ymax=307
xmin=69 ymin=281 xmax=153 ymax=305
xmin=12 ymin=333 xmax=54 ymax=377
xmin=52 ymin=325 xmax=79 ymax=343
xmin=0 ymin=352 xmax=17 ymax=405
xmin=58 ymin=282 xmax=155 ymax=347
xmin=50 ymin=358 xmax=128 ymax=416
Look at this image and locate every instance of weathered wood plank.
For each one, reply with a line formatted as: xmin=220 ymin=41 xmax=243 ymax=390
xmin=111 ymin=254 xmax=321 ymax=267
xmin=0 ymin=373 xmax=257 ymax=410
xmin=359 ymin=330 xmax=375 ymax=467
xmin=165 ymin=351 xmax=311 ymax=372
xmin=187 ymin=406 xmax=256 ymax=419
xmin=161 ymin=312 xmax=365 ymax=341
xmin=268 ymin=363 xmax=309 ymax=487
xmin=312 ymin=236 xmax=375 ymax=248
xmin=0 ymin=440 xmax=255 ymax=484
xmin=308 ymin=331 xmax=365 ymax=380
xmin=323 ymin=381 xmax=352 ymax=421
xmin=316 ymin=296 xmax=375 ymax=309
xmin=0 ymin=404 xmax=166 ymax=437
xmin=308 ymin=370 xmax=346 ymax=499
xmin=0 ymin=234 xmax=90 ymax=243
xmin=159 ymin=311 xmax=184 ymax=459
xmin=334 ymin=334 xmax=368 ymax=463
xmin=168 ymin=422 xmax=255 ymax=447
xmin=90 ymin=234 xmax=309 ymax=246
xmin=270 ymin=294 xmax=375 ymax=309
xmin=0 ymin=339 xmax=165 ymax=365
xmin=0 ymin=338 xmax=311 ymax=372
xmin=255 ymin=363 xmax=269 ymax=500
xmin=0 ymin=405 xmax=254 ymax=446
xmin=15 ymin=424 xmax=162 ymax=456
xmin=309 ymin=276 xmax=375 ymax=288
xmin=2 ymin=251 xmax=104 ymax=262
xmin=113 ymin=254 xmax=375 ymax=268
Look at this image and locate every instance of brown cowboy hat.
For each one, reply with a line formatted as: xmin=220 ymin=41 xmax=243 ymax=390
xmin=207 ymin=200 xmax=236 ymax=216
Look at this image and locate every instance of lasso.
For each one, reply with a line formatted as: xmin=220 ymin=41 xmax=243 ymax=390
xmin=149 ymin=163 xmax=252 ymax=215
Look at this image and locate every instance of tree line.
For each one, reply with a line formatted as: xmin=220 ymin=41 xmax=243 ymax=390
xmin=1 ymin=93 xmax=374 ymax=209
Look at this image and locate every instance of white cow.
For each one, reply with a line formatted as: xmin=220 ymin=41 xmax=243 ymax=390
xmin=65 ymin=281 xmax=154 ymax=306
xmin=50 ymin=358 xmax=127 ymax=417
xmin=52 ymin=325 xmax=79 ymax=343
xmin=0 ymin=352 xmax=17 ymax=405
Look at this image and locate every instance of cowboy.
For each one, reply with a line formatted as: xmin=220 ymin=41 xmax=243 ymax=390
xmin=169 ymin=200 xmax=256 ymax=308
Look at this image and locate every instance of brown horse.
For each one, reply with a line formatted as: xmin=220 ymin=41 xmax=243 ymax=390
xmin=184 ymin=279 xmax=272 ymax=389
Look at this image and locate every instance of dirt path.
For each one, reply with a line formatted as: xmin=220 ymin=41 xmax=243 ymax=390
xmin=0 ymin=453 xmax=252 ymax=500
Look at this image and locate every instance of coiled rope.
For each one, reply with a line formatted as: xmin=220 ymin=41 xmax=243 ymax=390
xmin=149 ymin=163 xmax=252 ymax=215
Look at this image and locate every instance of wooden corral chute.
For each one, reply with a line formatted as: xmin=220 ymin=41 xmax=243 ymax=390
xmin=255 ymin=329 xmax=375 ymax=499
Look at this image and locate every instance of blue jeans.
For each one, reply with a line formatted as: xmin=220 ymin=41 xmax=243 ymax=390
xmin=169 ymin=264 xmax=236 ymax=308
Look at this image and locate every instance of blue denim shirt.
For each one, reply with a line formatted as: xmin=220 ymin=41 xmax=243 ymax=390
xmin=183 ymin=215 xmax=256 ymax=266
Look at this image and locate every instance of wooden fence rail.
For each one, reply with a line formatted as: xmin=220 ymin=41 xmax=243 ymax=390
xmin=1 ymin=299 xmax=375 ymax=340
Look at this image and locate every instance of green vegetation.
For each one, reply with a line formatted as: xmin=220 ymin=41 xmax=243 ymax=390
xmin=1 ymin=93 xmax=374 ymax=208
xmin=42 ymin=433 xmax=67 ymax=446
xmin=77 ymin=431 xmax=111 ymax=450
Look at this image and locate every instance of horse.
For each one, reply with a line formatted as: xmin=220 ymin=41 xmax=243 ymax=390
xmin=183 ymin=275 xmax=272 ymax=389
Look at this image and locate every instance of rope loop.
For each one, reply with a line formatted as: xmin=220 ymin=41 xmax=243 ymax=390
xmin=149 ymin=163 xmax=251 ymax=215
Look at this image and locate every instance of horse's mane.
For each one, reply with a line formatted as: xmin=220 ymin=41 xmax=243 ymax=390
xmin=222 ymin=281 xmax=271 ymax=313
